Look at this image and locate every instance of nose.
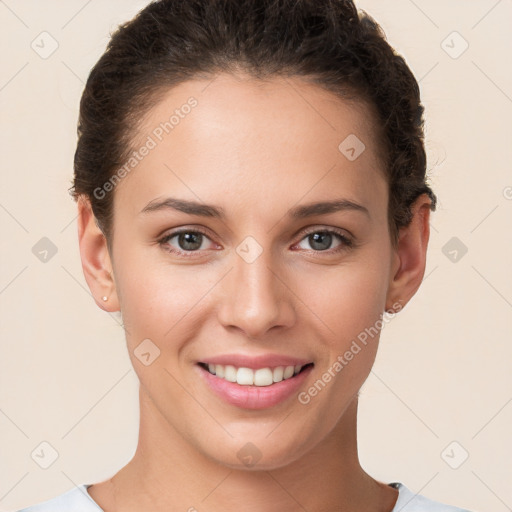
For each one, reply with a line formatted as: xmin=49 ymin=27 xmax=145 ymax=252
xmin=216 ymin=246 xmax=296 ymax=339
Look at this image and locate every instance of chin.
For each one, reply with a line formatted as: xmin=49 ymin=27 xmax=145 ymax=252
xmin=203 ymin=434 xmax=309 ymax=472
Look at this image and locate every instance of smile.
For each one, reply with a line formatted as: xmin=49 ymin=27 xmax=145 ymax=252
xmin=198 ymin=362 xmax=314 ymax=387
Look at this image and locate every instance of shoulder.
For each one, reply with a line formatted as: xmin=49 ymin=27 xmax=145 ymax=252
xmin=13 ymin=484 xmax=103 ymax=512
xmin=391 ymin=482 xmax=475 ymax=512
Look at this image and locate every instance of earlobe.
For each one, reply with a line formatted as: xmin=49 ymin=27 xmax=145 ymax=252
xmin=385 ymin=194 xmax=432 ymax=312
xmin=77 ymin=197 xmax=120 ymax=312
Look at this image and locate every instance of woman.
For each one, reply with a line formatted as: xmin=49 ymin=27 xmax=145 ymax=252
xmin=17 ymin=0 xmax=473 ymax=510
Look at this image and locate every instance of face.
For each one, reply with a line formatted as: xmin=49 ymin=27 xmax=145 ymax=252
xmin=98 ymin=73 xmax=401 ymax=469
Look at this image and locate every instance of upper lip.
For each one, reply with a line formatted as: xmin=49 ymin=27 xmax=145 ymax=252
xmin=198 ymin=354 xmax=313 ymax=369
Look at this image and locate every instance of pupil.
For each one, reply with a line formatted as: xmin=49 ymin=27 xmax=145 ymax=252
xmin=309 ymin=232 xmax=331 ymax=251
xmin=179 ymin=232 xmax=202 ymax=251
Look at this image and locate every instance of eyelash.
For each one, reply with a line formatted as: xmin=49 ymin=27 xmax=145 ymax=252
xmin=158 ymin=226 xmax=354 ymax=258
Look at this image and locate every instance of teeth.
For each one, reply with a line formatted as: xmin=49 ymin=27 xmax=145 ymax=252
xmin=224 ymin=365 xmax=237 ymax=382
xmin=273 ymin=366 xmax=284 ymax=383
xmin=203 ymin=363 xmax=305 ymax=386
xmin=237 ymin=367 xmax=254 ymax=385
xmin=254 ymin=368 xmax=273 ymax=386
xmin=283 ymin=365 xmax=294 ymax=379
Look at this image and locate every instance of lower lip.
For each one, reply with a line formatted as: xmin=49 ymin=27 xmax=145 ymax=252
xmin=197 ymin=364 xmax=314 ymax=410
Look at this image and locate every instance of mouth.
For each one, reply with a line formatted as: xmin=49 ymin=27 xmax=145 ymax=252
xmin=197 ymin=362 xmax=315 ymax=387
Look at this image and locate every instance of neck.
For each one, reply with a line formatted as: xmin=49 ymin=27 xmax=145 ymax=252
xmin=89 ymin=388 xmax=398 ymax=512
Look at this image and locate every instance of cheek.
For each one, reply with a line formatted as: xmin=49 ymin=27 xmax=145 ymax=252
xmin=116 ymin=260 xmax=208 ymax=341
xmin=114 ymin=262 xmax=211 ymax=400
xmin=292 ymin=259 xmax=390 ymax=418
xmin=292 ymin=251 xmax=391 ymax=390
xmin=295 ymin=256 xmax=390 ymax=338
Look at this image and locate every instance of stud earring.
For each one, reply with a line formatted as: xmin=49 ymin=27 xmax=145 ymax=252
xmin=102 ymin=296 xmax=108 ymax=302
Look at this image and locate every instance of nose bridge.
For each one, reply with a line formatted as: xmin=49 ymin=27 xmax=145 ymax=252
xmin=217 ymin=238 xmax=294 ymax=337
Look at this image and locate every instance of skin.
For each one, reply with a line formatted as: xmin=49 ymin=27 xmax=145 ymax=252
xmin=78 ymin=73 xmax=432 ymax=511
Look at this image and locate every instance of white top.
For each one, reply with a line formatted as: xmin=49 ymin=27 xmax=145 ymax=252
xmin=14 ymin=482 xmax=473 ymax=511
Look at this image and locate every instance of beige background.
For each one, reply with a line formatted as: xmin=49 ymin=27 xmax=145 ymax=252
xmin=1 ymin=1 xmax=511 ymax=510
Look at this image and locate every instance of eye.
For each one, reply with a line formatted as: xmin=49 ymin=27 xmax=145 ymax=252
xmin=158 ymin=226 xmax=354 ymax=258
xmin=158 ymin=228 xmax=218 ymax=257
xmin=293 ymin=228 xmax=354 ymax=253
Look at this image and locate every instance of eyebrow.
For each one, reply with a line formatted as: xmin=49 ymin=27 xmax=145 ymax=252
xmin=288 ymin=198 xmax=370 ymax=219
xmin=140 ymin=196 xmax=370 ymax=219
xmin=141 ymin=197 xmax=225 ymax=218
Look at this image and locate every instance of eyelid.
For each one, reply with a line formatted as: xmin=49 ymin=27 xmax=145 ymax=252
xmin=298 ymin=225 xmax=353 ymax=242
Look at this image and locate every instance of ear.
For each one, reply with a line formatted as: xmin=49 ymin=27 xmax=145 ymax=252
xmin=385 ymin=193 xmax=432 ymax=313
xmin=77 ymin=197 xmax=120 ymax=312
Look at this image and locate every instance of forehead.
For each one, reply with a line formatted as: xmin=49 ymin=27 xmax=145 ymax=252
xmin=115 ymin=73 xmax=387 ymax=220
